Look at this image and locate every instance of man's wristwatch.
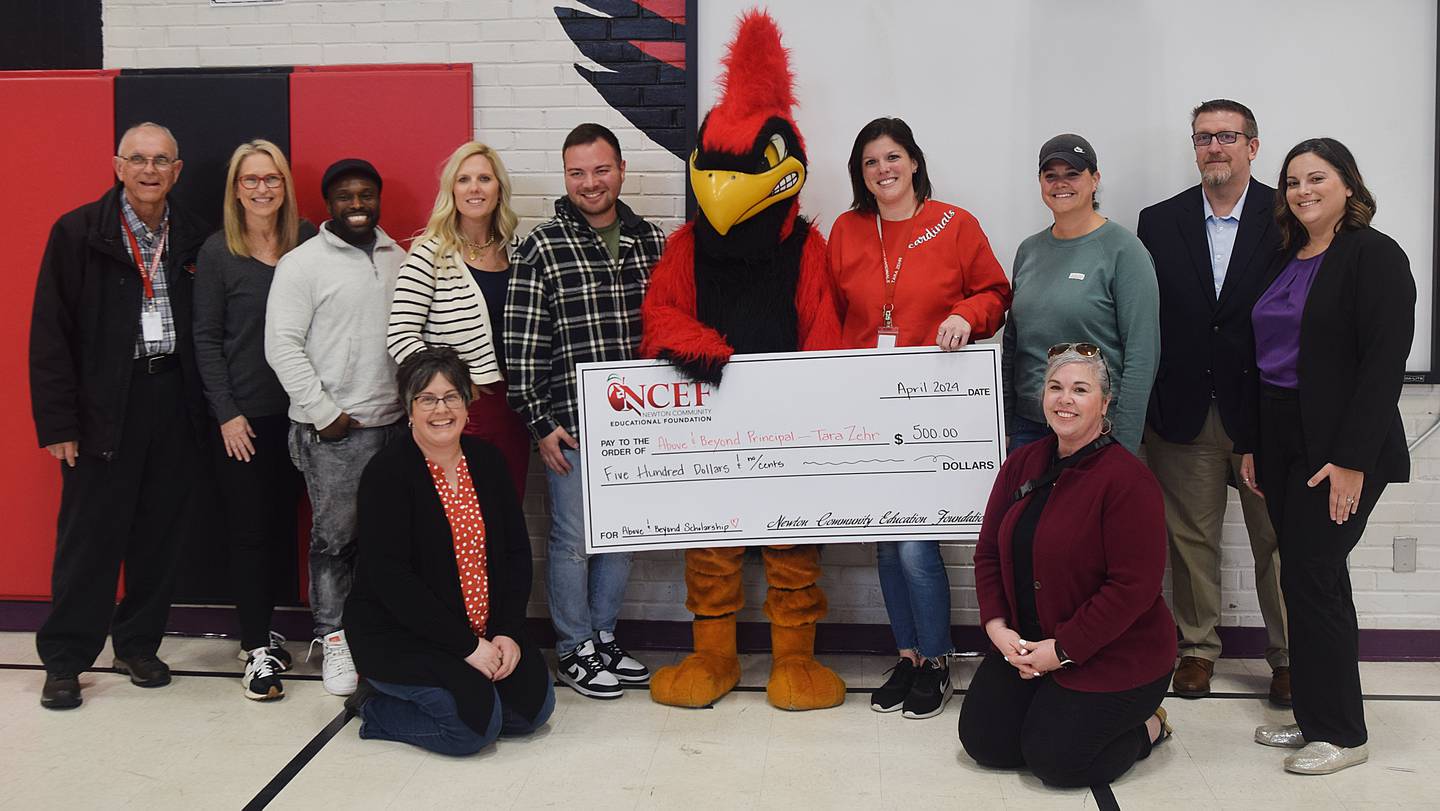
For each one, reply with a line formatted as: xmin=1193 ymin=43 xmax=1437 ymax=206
xmin=1053 ymin=640 xmax=1075 ymax=669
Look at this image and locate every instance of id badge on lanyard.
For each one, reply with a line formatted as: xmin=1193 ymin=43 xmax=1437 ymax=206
xmin=122 ymin=218 xmax=168 ymax=343
xmin=875 ymin=212 xmax=911 ymax=350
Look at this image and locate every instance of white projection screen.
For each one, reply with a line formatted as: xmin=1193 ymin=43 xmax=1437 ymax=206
xmin=695 ymin=0 xmax=1438 ymax=380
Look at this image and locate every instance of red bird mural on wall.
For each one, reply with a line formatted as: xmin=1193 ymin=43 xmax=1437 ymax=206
xmin=555 ymin=0 xmax=689 ymax=160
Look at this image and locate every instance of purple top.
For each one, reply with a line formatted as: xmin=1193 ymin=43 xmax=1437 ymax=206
xmin=1253 ymin=252 xmax=1325 ymax=388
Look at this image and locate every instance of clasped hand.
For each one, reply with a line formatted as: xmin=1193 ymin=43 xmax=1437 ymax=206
xmin=466 ymin=635 xmax=521 ymax=681
xmin=986 ymin=619 xmax=1061 ymax=679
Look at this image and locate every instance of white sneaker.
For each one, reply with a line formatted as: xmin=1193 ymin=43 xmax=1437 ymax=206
xmin=557 ymin=640 xmax=622 ymax=699
xmin=595 ymin=630 xmax=650 ymax=684
xmin=309 ymin=630 xmax=358 ymax=696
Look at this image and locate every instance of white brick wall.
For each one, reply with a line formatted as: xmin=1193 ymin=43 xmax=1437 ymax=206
xmin=102 ymin=0 xmax=1440 ymax=634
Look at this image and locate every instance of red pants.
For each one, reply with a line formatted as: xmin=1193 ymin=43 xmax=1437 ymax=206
xmin=462 ymin=381 xmax=531 ymax=501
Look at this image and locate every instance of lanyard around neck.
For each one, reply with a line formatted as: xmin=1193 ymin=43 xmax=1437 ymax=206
xmin=121 ymin=215 xmax=168 ymax=300
xmin=874 ymin=204 xmax=921 ymax=329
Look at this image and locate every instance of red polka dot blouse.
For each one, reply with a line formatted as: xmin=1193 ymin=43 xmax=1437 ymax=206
xmin=425 ymin=455 xmax=489 ymax=637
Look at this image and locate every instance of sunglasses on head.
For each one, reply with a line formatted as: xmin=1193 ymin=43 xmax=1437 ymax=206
xmin=1048 ymin=342 xmax=1101 ymax=358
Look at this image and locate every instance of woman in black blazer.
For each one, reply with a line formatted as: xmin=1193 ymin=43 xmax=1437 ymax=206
xmin=1236 ymin=138 xmax=1415 ymax=776
xmin=343 ymin=347 xmax=553 ymax=755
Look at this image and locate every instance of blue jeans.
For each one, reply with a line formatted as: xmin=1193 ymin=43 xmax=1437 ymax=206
xmin=359 ymin=677 xmax=556 ymax=756
xmin=288 ymin=421 xmax=400 ymax=637
xmin=876 ymin=540 xmax=954 ymax=659
xmin=1007 ymin=415 xmax=1052 ymax=454
xmin=546 ymin=448 xmax=633 ymax=656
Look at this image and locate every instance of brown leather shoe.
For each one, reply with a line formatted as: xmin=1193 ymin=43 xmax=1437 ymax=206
xmin=1269 ymin=666 xmax=1292 ymax=707
xmin=1172 ymin=656 xmax=1214 ymax=698
xmin=41 ymin=673 xmax=82 ymax=710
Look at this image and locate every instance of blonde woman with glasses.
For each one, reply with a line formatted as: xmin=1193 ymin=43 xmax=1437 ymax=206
xmin=388 ymin=141 xmax=530 ymax=498
xmin=195 ymin=139 xmax=316 ymax=701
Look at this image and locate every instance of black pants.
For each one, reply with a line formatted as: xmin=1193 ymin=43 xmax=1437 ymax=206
xmin=958 ymin=651 xmax=1170 ymax=787
xmin=213 ymin=413 xmax=302 ymax=651
xmin=1258 ymin=386 xmax=1381 ymax=748
xmin=37 ymin=366 xmax=199 ymax=675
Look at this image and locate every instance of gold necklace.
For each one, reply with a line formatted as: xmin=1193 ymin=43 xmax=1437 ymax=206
xmin=462 ymin=235 xmax=496 ymax=263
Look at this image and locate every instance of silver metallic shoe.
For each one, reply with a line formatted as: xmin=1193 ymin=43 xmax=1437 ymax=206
xmin=1284 ymin=741 xmax=1369 ymax=775
xmin=1254 ymin=723 xmax=1306 ymax=748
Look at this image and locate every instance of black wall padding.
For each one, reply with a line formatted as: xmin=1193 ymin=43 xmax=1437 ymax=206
xmin=114 ymin=68 xmax=294 ymax=237
xmin=0 ymin=0 xmax=102 ymax=70
xmin=114 ymin=68 xmax=300 ymax=607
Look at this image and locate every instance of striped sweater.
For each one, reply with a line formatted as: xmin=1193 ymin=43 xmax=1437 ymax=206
xmin=387 ymin=235 xmax=505 ymax=385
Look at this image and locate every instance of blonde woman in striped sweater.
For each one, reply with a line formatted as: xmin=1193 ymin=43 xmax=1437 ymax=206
xmin=388 ymin=142 xmax=531 ymax=497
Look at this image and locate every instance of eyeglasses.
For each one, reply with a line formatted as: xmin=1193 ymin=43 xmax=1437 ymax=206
xmin=412 ymin=392 xmax=466 ymax=412
xmin=118 ymin=154 xmax=176 ymax=169
xmin=239 ymin=174 xmax=284 ymax=189
xmin=1191 ymin=131 xmax=1247 ymax=147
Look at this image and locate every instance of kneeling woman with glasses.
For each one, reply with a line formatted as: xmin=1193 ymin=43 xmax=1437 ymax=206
xmin=343 ymin=347 xmax=553 ymax=755
xmin=959 ymin=343 xmax=1175 ymax=787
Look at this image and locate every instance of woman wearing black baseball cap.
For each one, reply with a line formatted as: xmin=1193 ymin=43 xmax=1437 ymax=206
xmin=1002 ymin=134 xmax=1160 ymax=456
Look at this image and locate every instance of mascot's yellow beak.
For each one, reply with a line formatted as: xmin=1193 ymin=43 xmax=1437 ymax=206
xmin=690 ymin=142 xmax=805 ymax=236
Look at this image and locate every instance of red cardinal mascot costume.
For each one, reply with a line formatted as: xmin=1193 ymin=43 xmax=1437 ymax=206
xmin=640 ymin=10 xmax=845 ymax=711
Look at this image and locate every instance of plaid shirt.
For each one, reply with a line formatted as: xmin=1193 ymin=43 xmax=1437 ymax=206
xmin=505 ymin=198 xmax=666 ymax=441
xmin=120 ymin=195 xmax=178 ymax=358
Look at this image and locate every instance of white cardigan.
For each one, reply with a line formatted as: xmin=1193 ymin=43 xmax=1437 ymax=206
xmin=387 ymin=235 xmax=505 ymax=385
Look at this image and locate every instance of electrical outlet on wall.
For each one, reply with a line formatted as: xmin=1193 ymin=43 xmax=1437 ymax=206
xmin=1393 ymin=536 xmax=1417 ymax=573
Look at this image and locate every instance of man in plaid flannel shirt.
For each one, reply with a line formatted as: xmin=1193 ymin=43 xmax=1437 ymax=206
xmin=505 ymin=124 xmax=666 ymax=699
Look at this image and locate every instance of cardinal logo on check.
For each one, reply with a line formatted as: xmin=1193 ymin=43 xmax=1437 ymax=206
xmin=606 ymin=374 xmax=712 ymax=415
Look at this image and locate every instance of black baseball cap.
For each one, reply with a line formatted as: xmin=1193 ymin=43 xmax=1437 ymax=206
xmin=1038 ymin=134 xmax=1097 ymax=173
xmin=321 ymin=158 xmax=382 ymax=198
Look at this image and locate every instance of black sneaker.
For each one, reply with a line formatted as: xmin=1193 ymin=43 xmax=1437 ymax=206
xmin=237 ymin=631 xmax=293 ymax=672
xmin=242 ymin=648 xmax=285 ymax=701
xmin=870 ymin=658 xmax=918 ymax=713
xmin=557 ymin=640 xmax=622 ymax=699
xmin=902 ymin=658 xmax=952 ymax=719
xmin=595 ymin=630 xmax=650 ymax=684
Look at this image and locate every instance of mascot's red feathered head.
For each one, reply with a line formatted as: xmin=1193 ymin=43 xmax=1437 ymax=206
xmin=690 ymin=9 xmax=807 ymax=238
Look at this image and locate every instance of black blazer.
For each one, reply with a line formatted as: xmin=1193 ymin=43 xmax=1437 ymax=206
xmin=1236 ymin=226 xmax=1414 ymax=483
xmin=29 ymin=185 xmax=209 ymax=458
xmin=345 ymin=433 xmax=547 ymax=728
xmin=1136 ymin=177 xmax=1280 ymax=443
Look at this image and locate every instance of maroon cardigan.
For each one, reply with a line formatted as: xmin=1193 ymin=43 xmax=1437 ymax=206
xmin=974 ymin=435 xmax=1176 ymax=692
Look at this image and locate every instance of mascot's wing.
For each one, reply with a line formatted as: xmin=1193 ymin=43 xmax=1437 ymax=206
xmin=640 ymin=223 xmax=734 ymax=385
xmin=795 ymin=226 xmax=844 ymax=352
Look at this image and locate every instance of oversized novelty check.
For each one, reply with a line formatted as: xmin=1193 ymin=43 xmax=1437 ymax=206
xmin=576 ymin=346 xmax=1006 ymax=553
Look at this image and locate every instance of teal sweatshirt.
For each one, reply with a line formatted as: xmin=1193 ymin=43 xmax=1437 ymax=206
xmin=1002 ymin=220 xmax=1160 ymax=452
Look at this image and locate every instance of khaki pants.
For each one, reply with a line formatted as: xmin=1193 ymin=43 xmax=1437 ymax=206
xmin=1144 ymin=402 xmax=1289 ymax=668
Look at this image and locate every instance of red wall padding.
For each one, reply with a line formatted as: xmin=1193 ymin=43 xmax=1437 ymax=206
xmin=0 ymin=71 xmax=118 ymax=599
xmin=2 ymin=63 xmax=473 ymax=603
xmin=288 ymin=64 xmax=472 ymax=601
xmin=289 ymin=64 xmax=473 ymax=248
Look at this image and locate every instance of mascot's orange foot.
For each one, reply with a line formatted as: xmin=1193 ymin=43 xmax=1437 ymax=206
xmin=650 ymin=652 xmax=741 ymax=708
xmin=766 ymin=623 xmax=845 ymax=711
xmin=766 ymin=655 xmax=846 ymax=711
xmin=650 ymin=617 xmax=741 ymax=708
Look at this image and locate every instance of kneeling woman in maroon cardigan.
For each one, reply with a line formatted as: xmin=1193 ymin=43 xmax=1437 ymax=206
xmin=344 ymin=347 xmax=554 ymax=755
xmin=960 ymin=344 xmax=1176 ymax=787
